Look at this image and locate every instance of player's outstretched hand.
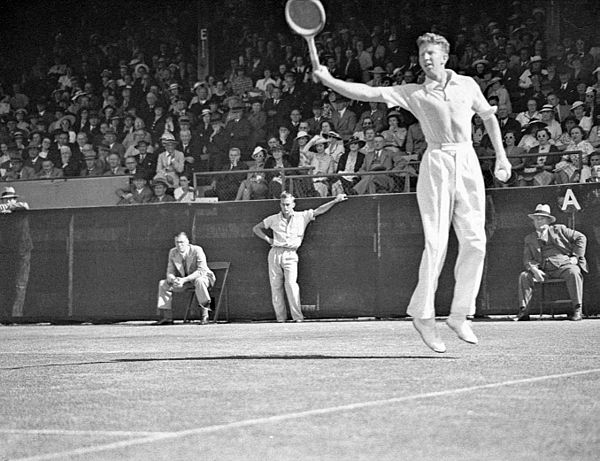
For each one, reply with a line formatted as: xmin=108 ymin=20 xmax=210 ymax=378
xmin=335 ymin=194 xmax=348 ymax=203
xmin=313 ymin=65 xmax=333 ymax=85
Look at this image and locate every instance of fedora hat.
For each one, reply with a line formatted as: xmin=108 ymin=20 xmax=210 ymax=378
xmin=369 ymin=66 xmax=386 ymax=74
xmin=527 ymin=204 xmax=556 ymax=223
xmin=152 ymin=176 xmax=170 ymax=188
xmin=1 ymin=186 xmax=19 ymax=199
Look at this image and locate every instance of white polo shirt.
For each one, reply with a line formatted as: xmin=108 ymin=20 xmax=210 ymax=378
xmin=263 ymin=210 xmax=315 ymax=251
xmin=375 ymin=70 xmax=496 ymax=145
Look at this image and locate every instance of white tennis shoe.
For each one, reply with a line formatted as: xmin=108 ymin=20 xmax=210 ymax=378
xmin=412 ymin=318 xmax=446 ymax=353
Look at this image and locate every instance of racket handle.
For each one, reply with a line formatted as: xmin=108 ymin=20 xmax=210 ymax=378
xmin=306 ymin=36 xmax=320 ymax=70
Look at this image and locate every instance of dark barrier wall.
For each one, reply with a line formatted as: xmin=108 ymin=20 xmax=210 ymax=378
xmin=1 ymin=184 xmax=599 ymax=322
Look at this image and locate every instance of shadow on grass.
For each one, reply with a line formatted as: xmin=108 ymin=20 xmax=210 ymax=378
xmin=4 ymin=354 xmax=456 ymax=370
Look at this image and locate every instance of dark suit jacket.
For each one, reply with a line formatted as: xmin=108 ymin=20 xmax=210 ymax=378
xmin=523 ymin=224 xmax=588 ymax=273
xmin=337 ymin=151 xmax=365 ymax=173
xmin=330 ymin=108 xmax=357 ymax=140
xmin=360 ymin=148 xmax=393 ymax=172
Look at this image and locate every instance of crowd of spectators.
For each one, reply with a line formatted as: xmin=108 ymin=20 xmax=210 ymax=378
xmin=1 ymin=0 xmax=600 ymax=204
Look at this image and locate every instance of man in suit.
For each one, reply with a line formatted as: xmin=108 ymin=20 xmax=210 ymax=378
xmin=134 ymin=140 xmax=157 ymax=180
xmin=156 ymin=232 xmax=216 ymax=325
xmin=116 ymin=171 xmax=153 ymax=205
xmin=516 ymin=204 xmax=587 ymax=321
xmin=35 ymin=159 xmax=64 ymax=179
xmin=209 ymin=147 xmax=249 ymax=201
xmin=329 ymin=95 xmax=357 ymax=141
xmin=496 ymin=104 xmax=521 ymax=136
xmin=103 ymin=153 xmax=127 ymax=176
xmin=353 ymin=133 xmax=395 ymax=194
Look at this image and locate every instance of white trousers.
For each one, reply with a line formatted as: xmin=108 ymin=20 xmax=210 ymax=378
xmin=268 ymin=247 xmax=303 ymax=321
xmin=157 ymin=276 xmax=212 ymax=314
xmin=407 ymin=142 xmax=486 ymax=319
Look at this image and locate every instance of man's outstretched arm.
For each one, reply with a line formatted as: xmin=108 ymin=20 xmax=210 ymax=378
xmin=314 ymin=194 xmax=347 ymax=217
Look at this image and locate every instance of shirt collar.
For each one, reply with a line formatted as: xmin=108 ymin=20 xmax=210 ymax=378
xmin=423 ymin=69 xmax=459 ymax=93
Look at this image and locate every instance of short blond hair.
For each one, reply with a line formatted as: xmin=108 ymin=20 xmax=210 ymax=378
xmin=417 ymin=33 xmax=450 ymax=54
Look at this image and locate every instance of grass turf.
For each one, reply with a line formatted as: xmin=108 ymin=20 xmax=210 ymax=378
xmin=1 ymin=319 xmax=599 ymax=460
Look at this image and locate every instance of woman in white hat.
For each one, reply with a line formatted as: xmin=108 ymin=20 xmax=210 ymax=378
xmin=303 ymin=135 xmax=334 ymax=197
xmin=235 ymin=146 xmax=269 ymax=201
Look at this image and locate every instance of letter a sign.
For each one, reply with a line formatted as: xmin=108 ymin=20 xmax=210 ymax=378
xmin=561 ymin=188 xmax=582 ymax=211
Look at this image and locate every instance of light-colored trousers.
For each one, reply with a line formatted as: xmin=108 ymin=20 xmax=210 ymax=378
xmin=268 ymin=247 xmax=303 ymax=321
xmin=518 ymin=265 xmax=583 ymax=309
xmin=407 ymin=142 xmax=486 ymax=319
xmin=157 ymin=276 xmax=212 ymax=314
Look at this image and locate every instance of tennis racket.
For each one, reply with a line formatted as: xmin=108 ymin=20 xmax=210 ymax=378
xmin=285 ymin=0 xmax=326 ymax=70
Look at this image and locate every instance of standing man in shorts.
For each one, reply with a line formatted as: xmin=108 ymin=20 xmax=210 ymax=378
xmin=253 ymin=192 xmax=347 ymax=322
xmin=314 ymin=33 xmax=512 ymax=352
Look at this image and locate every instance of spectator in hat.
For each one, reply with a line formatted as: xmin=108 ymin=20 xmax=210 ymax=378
xmin=178 ymin=129 xmax=203 ymax=177
xmin=116 ymin=171 xmax=153 ymax=205
xmin=538 ymin=104 xmax=562 ymax=139
xmin=80 ymin=147 xmax=104 ymax=177
xmin=518 ymin=55 xmax=544 ymax=90
xmin=332 ymin=136 xmax=365 ymax=195
xmin=518 ymin=119 xmax=547 ymax=150
xmin=571 ymin=101 xmax=593 ymax=133
xmin=223 ymin=104 xmax=253 ymax=159
xmin=23 ymin=145 xmax=44 ymax=173
xmin=35 ymin=158 xmax=64 ymax=179
xmin=133 ymin=140 xmax=157 ymax=180
xmin=515 ymin=204 xmax=587 ymax=321
xmin=235 ymin=146 xmax=269 ymax=201
xmin=149 ymin=105 xmax=168 ymax=144
xmin=156 ymin=134 xmax=185 ymax=186
xmin=149 ymin=176 xmax=176 ymax=203
xmin=382 ymin=110 xmax=408 ymax=151
xmin=4 ymin=151 xmax=36 ymax=181
xmin=0 ymin=186 xmax=29 ymax=213
xmin=486 ymin=77 xmax=512 ymax=114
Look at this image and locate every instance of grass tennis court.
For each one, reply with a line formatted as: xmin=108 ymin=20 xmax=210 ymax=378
xmin=2 ymin=319 xmax=599 ymax=460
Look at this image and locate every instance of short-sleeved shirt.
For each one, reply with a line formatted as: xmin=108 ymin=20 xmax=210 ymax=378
xmin=375 ymin=70 xmax=496 ymax=145
xmin=263 ymin=209 xmax=315 ymax=250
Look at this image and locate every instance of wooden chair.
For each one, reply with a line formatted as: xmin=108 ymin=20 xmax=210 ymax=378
xmin=183 ymin=262 xmax=231 ymax=323
xmin=534 ymin=279 xmax=573 ymax=319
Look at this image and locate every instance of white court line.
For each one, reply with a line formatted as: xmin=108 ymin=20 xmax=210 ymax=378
xmin=13 ymin=367 xmax=600 ymax=461
xmin=0 ymin=429 xmax=171 ymax=437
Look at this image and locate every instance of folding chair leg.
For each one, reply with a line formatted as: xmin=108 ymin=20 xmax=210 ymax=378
xmin=183 ymin=294 xmax=196 ymax=323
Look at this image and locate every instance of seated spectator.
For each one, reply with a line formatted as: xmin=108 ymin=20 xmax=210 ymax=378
xmin=353 ymin=133 xmax=394 ymax=195
xmin=519 ymin=128 xmax=559 ymax=186
xmin=156 ymin=133 xmax=185 ymax=187
xmin=555 ymin=116 xmax=579 ymax=150
xmin=302 ymin=135 xmax=334 ymax=197
xmin=103 ymin=152 xmax=127 ymax=176
xmin=516 ymin=99 xmax=541 ymax=127
xmin=502 ymin=130 xmax=526 ymax=186
xmin=23 ymin=145 xmax=44 ymax=173
xmin=563 ymin=125 xmax=595 ymax=162
xmin=405 ymin=122 xmax=427 ymax=158
xmin=381 ymin=110 xmax=408 ymax=152
xmin=515 ymin=204 xmax=586 ymax=321
xmin=571 ymin=101 xmax=592 ymax=133
xmin=235 ymin=146 xmax=269 ymax=201
xmin=325 ymin=131 xmax=345 ymax=169
xmin=116 ymin=171 xmax=153 ymax=205
xmin=35 ymin=158 xmax=64 ymax=179
xmin=332 ymin=135 xmax=366 ymax=195
xmin=264 ymin=144 xmax=293 ymax=198
xmin=58 ymin=146 xmax=80 ymax=177
xmin=389 ymin=141 xmax=419 ymax=192
xmin=518 ymin=120 xmax=546 ymax=150
xmin=4 ymin=151 xmax=36 ymax=181
xmin=207 ymin=147 xmax=249 ymax=201
xmin=355 ymin=102 xmax=386 ymax=134
xmin=149 ymin=176 xmax=175 ymax=203
xmin=537 ymin=104 xmax=562 ymax=140
xmin=80 ymin=147 xmax=104 ymax=177
xmin=329 ymin=94 xmax=357 ymax=141
xmin=173 ymin=174 xmax=195 ymax=202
